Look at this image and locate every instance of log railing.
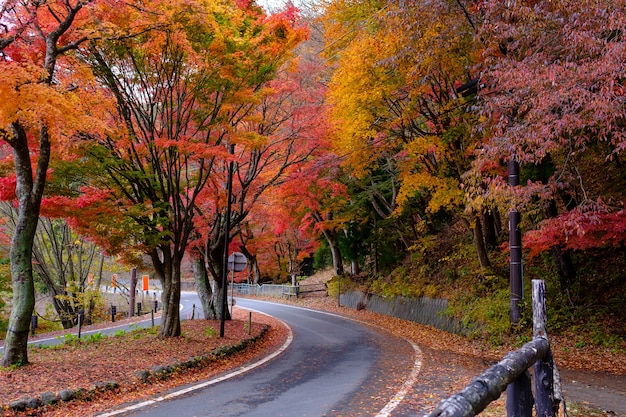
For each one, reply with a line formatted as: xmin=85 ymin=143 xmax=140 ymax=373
xmin=427 ymin=280 xmax=565 ymax=417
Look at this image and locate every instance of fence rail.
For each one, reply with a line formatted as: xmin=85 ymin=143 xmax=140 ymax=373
xmin=427 ymin=280 xmax=565 ymax=417
xmin=232 ymin=283 xmax=326 ymax=299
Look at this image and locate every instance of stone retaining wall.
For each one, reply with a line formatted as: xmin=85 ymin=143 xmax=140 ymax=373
xmin=339 ymin=290 xmax=468 ymax=335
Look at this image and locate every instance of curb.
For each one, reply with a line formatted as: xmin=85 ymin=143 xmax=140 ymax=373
xmin=3 ymin=325 xmax=269 ymax=414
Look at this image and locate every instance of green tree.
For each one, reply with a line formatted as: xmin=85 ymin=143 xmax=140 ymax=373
xmin=0 ymin=202 xmax=103 ymax=329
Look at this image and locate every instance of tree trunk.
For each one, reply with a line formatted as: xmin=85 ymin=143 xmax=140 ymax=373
xmin=151 ymin=246 xmax=181 ymax=338
xmin=371 ymin=241 xmax=379 ymax=275
xmin=492 ymin=208 xmax=503 ymax=240
xmin=192 ymin=255 xmax=216 ymax=319
xmin=238 ymin=245 xmax=260 ymax=284
xmin=551 ymin=245 xmax=576 ymax=292
xmin=160 ymin=275 xmax=181 ymax=337
xmin=471 ymin=216 xmax=491 ymax=269
xmin=86 ymin=252 xmax=106 ymax=325
xmin=250 ymin=257 xmax=261 ymax=284
xmin=322 ymin=229 xmax=344 ymax=276
xmin=351 ymin=259 xmax=360 ymax=275
xmin=212 ymin=280 xmax=231 ymax=321
xmin=2 ymin=123 xmax=49 ymax=367
xmin=50 ymin=292 xmax=75 ymax=330
xmin=3 ymin=227 xmax=37 ymax=366
xmin=482 ymin=210 xmax=498 ymax=249
xmin=544 ymin=200 xmax=576 ymax=291
xmin=205 ymin=240 xmax=231 ymax=321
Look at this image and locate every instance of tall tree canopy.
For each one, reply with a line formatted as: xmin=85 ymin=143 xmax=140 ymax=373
xmin=469 ymin=0 xmax=626 ymax=289
xmin=0 ymin=0 xmax=106 ymax=367
xmin=322 ymin=0 xmax=488 ymax=267
xmin=66 ymin=0 xmax=307 ymax=336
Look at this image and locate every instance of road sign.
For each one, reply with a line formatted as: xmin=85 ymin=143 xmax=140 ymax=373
xmin=142 ymin=275 xmax=149 ymax=291
xmin=227 ymin=252 xmax=247 ymax=272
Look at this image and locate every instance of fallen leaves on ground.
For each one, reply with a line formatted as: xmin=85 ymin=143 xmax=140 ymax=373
xmin=1 ymin=294 xmax=624 ymax=417
xmin=0 ymin=308 xmax=288 ymax=417
xmin=289 ymin=296 xmax=626 ymax=375
xmin=278 ymin=295 xmax=625 ymax=417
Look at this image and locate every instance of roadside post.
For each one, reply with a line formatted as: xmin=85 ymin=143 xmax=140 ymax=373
xmin=30 ymin=315 xmax=37 ymax=336
xmin=129 ymin=268 xmax=137 ymax=317
xmin=227 ymin=251 xmax=247 ymax=315
xmin=77 ymin=310 xmax=84 ymax=339
xmin=220 ymin=143 xmax=235 ymax=338
xmin=508 ymin=159 xmax=523 ymax=324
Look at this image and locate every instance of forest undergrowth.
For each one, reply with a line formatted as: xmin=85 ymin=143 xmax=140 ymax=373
xmin=336 ymin=218 xmax=626 ymax=352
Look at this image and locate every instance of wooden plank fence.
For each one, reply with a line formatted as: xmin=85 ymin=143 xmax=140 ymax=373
xmin=426 ymin=280 xmax=565 ymax=417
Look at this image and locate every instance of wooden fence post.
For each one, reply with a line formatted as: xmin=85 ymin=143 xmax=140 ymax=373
xmin=426 ymin=338 xmax=549 ymax=417
xmin=532 ymin=279 xmax=565 ymax=417
xmin=504 ymin=279 xmax=551 ymax=416
xmin=426 ymin=279 xmax=563 ymax=417
xmin=506 ymin=370 xmax=534 ymax=417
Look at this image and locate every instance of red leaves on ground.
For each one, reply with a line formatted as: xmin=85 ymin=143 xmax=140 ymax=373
xmin=0 ymin=309 xmax=288 ymax=417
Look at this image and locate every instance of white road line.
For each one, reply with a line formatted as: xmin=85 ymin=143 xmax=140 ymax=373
xmin=95 ymin=310 xmax=293 ymax=417
xmin=237 ymin=301 xmax=424 ymax=417
xmin=266 ymin=301 xmax=422 ymax=417
xmin=375 ymin=339 xmax=422 ymax=417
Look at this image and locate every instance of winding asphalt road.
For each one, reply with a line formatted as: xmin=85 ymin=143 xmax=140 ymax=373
xmin=96 ymin=297 xmax=420 ymax=417
xmin=3 ymin=292 xmax=624 ymax=415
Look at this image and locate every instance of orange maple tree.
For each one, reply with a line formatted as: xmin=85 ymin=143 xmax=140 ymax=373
xmin=0 ymin=0 xmax=110 ymax=367
xmin=321 ymin=0 xmax=489 ymax=269
xmin=46 ymin=0 xmax=310 ymax=334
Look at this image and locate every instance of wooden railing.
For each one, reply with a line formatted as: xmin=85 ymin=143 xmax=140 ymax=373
xmin=427 ymin=280 xmax=565 ymax=417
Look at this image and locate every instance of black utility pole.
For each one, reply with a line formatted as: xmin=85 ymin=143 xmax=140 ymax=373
xmin=508 ymin=159 xmax=523 ymax=325
xmin=220 ymin=144 xmax=235 ymax=338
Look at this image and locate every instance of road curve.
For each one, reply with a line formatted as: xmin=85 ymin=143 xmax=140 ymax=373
xmin=97 ymin=298 xmax=420 ymax=417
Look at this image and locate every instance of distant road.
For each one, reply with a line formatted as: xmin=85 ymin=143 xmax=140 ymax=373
xmin=97 ymin=298 xmax=420 ymax=417
xmin=0 ymin=290 xmax=207 ymax=352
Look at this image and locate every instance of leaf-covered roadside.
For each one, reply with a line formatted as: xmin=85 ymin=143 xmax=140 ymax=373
xmin=1 ymin=294 xmax=623 ymax=416
xmin=0 ymin=308 xmax=288 ymax=417
xmin=286 ymin=295 xmax=625 ymax=416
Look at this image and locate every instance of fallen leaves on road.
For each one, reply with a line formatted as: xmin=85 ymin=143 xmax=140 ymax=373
xmin=2 ymin=294 xmax=624 ymax=417
xmin=276 ymin=295 xmax=625 ymax=416
xmin=291 ymin=296 xmax=626 ymax=375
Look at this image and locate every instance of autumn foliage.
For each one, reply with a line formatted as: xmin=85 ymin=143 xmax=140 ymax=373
xmin=1 ymin=0 xmax=625 ymax=361
xmin=317 ymin=0 xmax=625 ymax=338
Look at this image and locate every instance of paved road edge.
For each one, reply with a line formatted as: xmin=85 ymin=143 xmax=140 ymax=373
xmin=96 ymin=307 xmax=293 ymax=417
